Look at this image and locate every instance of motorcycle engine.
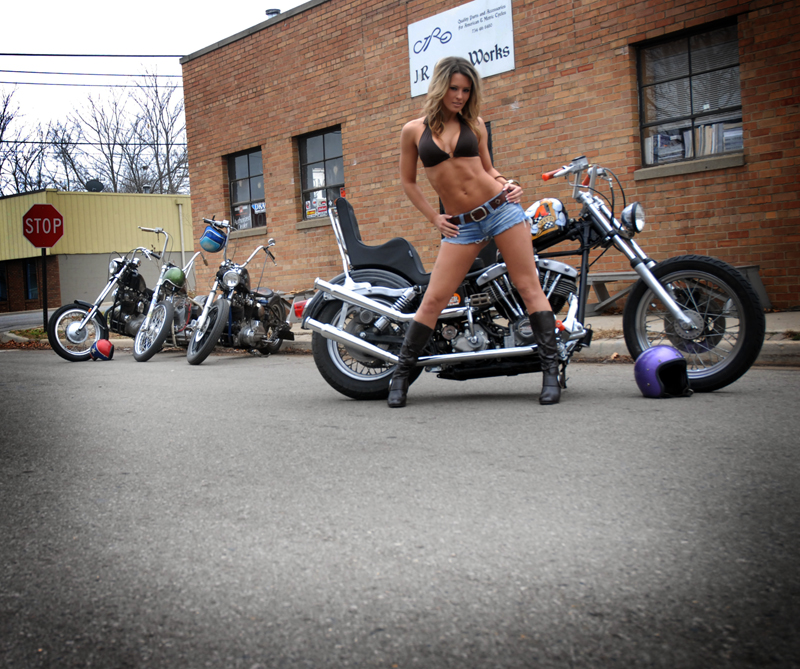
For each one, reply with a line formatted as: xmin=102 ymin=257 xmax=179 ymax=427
xmin=444 ymin=323 xmax=490 ymax=352
xmin=237 ymin=320 xmax=267 ymax=348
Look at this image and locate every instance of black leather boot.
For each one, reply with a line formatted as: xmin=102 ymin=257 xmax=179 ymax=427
xmin=387 ymin=320 xmax=433 ymax=408
xmin=529 ymin=311 xmax=561 ymax=405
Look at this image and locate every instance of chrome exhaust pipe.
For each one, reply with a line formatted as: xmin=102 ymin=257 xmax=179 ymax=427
xmin=313 ymin=278 xmax=470 ymax=323
xmin=305 ymin=317 xmax=540 ymax=367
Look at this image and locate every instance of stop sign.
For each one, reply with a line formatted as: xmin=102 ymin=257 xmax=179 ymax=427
xmin=23 ymin=204 xmax=64 ymax=248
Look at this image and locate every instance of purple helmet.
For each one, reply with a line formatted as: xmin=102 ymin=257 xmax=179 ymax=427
xmin=89 ymin=339 xmax=114 ymax=361
xmin=633 ymin=346 xmax=692 ymax=398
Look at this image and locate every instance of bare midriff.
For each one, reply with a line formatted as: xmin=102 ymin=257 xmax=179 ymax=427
xmin=425 ymin=156 xmax=503 ymax=215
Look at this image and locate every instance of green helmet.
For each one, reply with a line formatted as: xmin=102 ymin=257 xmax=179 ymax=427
xmin=164 ymin=266 xmax=185 ymax=288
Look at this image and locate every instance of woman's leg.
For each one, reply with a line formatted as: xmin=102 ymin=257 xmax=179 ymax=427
xmin=388 ymin=240 xmax=484 ymax=407
xmin=414 ymin=240 xmax=488 ymax=327
xmin=493 ymin=221 xmax=561 ymax=404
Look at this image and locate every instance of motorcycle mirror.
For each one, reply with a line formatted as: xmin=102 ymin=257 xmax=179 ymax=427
xmin=267 ymin=238 xmax=276 ymax=247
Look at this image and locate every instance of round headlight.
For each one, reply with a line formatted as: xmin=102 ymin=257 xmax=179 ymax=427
xmin=109 ymin=258 xmax=123 ymax=275
xmin=223 ymin=269 xmax=241 ymax=288
xmin=621 ymin=202 xmax=645 ymax=237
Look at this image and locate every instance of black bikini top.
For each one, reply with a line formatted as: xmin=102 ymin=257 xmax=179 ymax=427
xmin=418 ymin=116 xmax=480 ymax=168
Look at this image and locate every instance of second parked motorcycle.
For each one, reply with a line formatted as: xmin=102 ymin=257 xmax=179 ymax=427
xmin=186 ymin=218 xmax=293 ymax=365
xmin=132 ymin=226 xmax=206 ymax=362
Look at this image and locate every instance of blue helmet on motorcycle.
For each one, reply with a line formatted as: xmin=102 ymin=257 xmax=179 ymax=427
xmin=634 ymin=346 xmax=692 ymax=398
xmin=89 ymin=339 xmax=114 ymax=361
xmin=199 ymin=225 xmax=226 ymax=253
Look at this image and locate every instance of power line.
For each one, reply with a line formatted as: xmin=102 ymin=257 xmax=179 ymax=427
xmin=0 ymin=69 xmax=182 ymax=78
xmin=7 ymin=139 xmax=187 ymax=147
xmin=0 ymin=53 xmax=184 ymax=58
xmin=0 ymin=81 xmax=181 ymax=88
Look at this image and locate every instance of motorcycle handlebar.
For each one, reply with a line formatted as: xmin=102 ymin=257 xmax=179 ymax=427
xmin=203 ymin=218 xmax=231 ymax=229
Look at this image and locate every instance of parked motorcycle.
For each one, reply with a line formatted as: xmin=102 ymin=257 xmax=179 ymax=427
xmin=47 ymin=232 xmax=164 ymax=362
xmin=185 ymin=218 xmax=293 ymax=365
xmin=132 ymin=226 xmax=206 ymax=362
xmin=300 ymin=155 xmax=765 ymax=399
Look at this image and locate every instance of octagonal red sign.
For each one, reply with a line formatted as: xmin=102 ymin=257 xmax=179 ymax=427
xmin=23 ymin=204 xmax=64 ymax=248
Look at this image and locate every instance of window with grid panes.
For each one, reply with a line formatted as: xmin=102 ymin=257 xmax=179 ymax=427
xmin=638 ymin=21 xmax=742 ymax=166
xmin=0 ymin=262 xmax=7 ymax=302
xmin=299 ymin=127 xmax=344 ymax=220
xmin=24 ymin=259 xmax=38 ymax=301
xmin=228 ymin=149 xmax=266 ymax=230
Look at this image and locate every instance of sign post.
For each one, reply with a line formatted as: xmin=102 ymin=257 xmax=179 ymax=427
xmin=23 ymin=204 xmax=64 ymax=330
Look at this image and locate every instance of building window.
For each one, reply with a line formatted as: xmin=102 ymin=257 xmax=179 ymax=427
xmin=24 ymin=259 xmax=38 ymax=301
xmin=299 ymin=127 xmax=344 ymax=220
xmin=228 ymin=148 xmax=266 ymax=230
xmin=0 ymin=262 xmax=8 ymax=302
xmin=638 ymin=21 xmax=742 ymax=166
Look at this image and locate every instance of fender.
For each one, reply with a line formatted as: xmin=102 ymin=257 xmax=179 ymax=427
xmin=301 ymin=268 xmax=413 ymax=326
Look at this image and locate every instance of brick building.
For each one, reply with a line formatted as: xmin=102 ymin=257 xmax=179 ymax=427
xmin=180 ymin=0 xmax=799 ymax=309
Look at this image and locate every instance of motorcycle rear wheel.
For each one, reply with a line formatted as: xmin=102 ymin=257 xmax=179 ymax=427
xmin=312 ymin=299 xmax=423 ymax=401
xmin=187 ymin=299 xmax=230 ymax=365
xmin=47 ymin=304 xmax=107 ymax=362
xmin=623 ymin=255 xmax=765 ymax=392
xmin=133 ymin=301 xmax=174 ymax=362
xmin=256 ymin=295 xmax=287 ymax=355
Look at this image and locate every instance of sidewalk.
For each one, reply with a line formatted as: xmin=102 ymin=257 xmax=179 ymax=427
xmin=3 ymin=311 xmax=799 ymax=366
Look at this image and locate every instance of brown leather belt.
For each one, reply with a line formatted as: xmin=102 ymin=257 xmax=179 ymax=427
xmin=454 ymin=192 xmax=507 ymax=225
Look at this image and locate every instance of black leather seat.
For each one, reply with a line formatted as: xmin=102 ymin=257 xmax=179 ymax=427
xmin=335 ymin=198 xmax=495 ymax=287
xmin=336 ymin=198 xmax=431 ymax=285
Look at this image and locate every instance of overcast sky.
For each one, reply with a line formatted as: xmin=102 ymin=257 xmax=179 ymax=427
xmin=2 ymin=0 xmax=306 ymax=129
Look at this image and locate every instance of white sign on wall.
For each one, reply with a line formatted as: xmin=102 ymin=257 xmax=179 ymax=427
xmin=408 ymin=0 xmax=516 ymax=98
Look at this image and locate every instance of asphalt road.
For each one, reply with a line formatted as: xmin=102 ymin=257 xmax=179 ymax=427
xmin=1 ymin=349 xmax=799 ymax=668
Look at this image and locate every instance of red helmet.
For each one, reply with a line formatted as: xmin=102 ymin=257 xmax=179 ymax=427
xmin=89 ymin=339 xmax=114 ymax=361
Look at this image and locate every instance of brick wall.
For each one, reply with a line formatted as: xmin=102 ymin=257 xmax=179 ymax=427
xmin=182 ymin=0 xmax=800 ymax=309
xmin=0 ymin=256 xmax=61 ymax=314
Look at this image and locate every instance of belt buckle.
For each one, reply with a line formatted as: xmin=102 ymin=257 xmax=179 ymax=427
xmin=471 ymin=206 xmax=488 ymax=222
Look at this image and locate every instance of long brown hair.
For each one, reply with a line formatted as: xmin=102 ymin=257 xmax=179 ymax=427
xmin=422 ymin=56 xmax=483 ymax=138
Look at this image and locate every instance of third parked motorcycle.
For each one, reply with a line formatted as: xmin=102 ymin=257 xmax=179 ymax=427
xmin=186 ymin=218 xmax=293 ymax=365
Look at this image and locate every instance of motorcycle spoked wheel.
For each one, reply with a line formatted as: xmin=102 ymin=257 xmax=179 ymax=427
xmin=133 ymin=301 xmax=174 ymax=362
xmin=47 ymin=304 xmax=108 ymax=362
xmin=623 ymin=255 xmax=766 ymax=393
xmin=312 ymin=299 xmax=423 ymax=400
xmin=257 ymin=295 xmax=287 ymax=356
xmin=186 ymin=298 xmax=231 ymax=365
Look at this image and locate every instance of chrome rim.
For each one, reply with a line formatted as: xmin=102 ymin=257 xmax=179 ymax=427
xmin=632 ymin=270 xmax=745 ymax=379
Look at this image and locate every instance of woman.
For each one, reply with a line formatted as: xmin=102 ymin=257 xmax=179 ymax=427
xmin=389 ymin=56 xmax=561 ymax=408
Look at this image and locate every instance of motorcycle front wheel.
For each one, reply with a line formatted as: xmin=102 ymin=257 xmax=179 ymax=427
xmin=312 ymin=299 xmax=423 ymax=401
xmin=186 ymin=298 xmax=230 ymax=365
xmin=257 ymin=295 xmax=287 ymax=355
xmin=623 ymin=255 xmax=766 ymax=392
xmin=47 ymin=304 xmax=107 ymax=362
xmin=133 ymin=301 xmax=174 ymax=362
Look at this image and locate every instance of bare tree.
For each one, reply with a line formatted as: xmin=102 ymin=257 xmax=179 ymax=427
xmin=1 ymin=72 xmax=190 ymax=196
xmin=73 ymin=92 xmax=134 ymax=193
xmin=127 ymin=71 xmax=189 ymax=194
xmin=45 ymin=120 xmax=90 ymax=191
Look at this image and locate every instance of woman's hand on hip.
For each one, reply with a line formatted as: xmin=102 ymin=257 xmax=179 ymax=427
xmin=434 ymin=214 xmax=460 ymax=238
xmin=503 ymin=181 xmax=523 ymax=204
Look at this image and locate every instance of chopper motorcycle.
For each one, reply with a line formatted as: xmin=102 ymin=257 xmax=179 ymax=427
xmin=185 ymin=218 xmax=293 ymax=365
xmin=47 ymin=229 xmax=165 ymax=362
xmin=132 ymin=226 xmax=206 ymax=362
xmin=300 ymin=155 xmax=766 ymax=399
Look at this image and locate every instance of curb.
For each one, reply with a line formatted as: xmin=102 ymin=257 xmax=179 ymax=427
xmin=3 ymin=330 xmax=798 ymax=366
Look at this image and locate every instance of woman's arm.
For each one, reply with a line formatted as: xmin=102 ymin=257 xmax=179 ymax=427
xmin=476 ymin=117 xmax=523 ymax=204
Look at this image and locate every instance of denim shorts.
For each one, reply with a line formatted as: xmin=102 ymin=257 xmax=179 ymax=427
xmin=443 ymin=197 xmax=528 ymax=245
